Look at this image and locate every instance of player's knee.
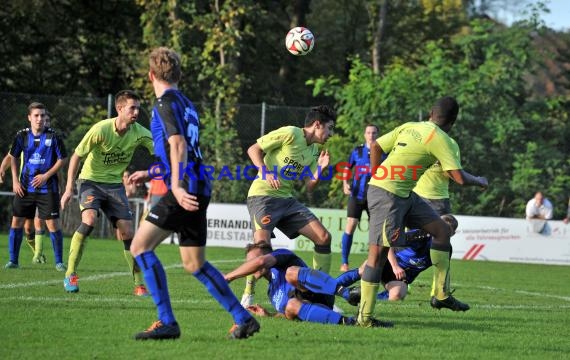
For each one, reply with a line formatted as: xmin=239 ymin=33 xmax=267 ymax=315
xmin=285 ymin=266 xmax=300 ymax=284
xmin=182 ymin=261 xmax=201 ymax=274
xmin=81 ymin=210 xmax=97 ymax=225
xmin=77 ymin=223 xmax=94 ymax=237
xmin=284 ymin=299 xmax=301 ymax=320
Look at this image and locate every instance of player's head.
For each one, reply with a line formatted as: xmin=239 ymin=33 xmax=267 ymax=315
xmin=244 ymin=241 xmax=273 ymax=279
xmin=430 ymin=96 xmax=459 ymax=132
xmin=245 ymin=241 xmax=273 ymax=259
xmin=27 ymin=102 xmax=47 ymax=131
xmin=441 ymin=214 xmax=458 ymax=236
xmin=304 ymin=105 xmax=336 ymax=144
xmin=364 ymin=124 xmax=379 ymax=144
xmin=149 ymin=47 xmax=182 ymax=85
xmin=115 ymin=90 xmax=141 ymax=124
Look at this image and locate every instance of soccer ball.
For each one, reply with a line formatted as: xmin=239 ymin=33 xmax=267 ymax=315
xmin=285 ymin=27 xmax=315 ymax=56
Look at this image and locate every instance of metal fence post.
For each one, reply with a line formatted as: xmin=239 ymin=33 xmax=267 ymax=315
xmin=261 ymin=101 xmax=266 ymax=136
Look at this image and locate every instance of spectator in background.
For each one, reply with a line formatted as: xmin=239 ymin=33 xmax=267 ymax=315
xmin=526 ymin=191 xmax=553 ymax=234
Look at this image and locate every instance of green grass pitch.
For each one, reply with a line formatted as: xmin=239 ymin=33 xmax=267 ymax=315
xmin=1 ymin=235 xmax=569 ymax=359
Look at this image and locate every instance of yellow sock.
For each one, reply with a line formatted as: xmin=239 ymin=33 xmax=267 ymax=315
xmin=430 ymin=249 xmax=451 ymax=300
xmin=123 ymin=250 xmax=143 ymax=286
xmin=66 ymin=232 xmax=87 ymax=277
xmin=244 ymin=274 xmax=256 ymax=295
xmin=312 ymin=251 xmax=331 ymax=274
xmin=26 ymin=234 xmax=35 ymax=254
xmin=34 ymin=233 xmax=44 ymax=258
xmin=357 ymin=280 xmax=380 ymax=325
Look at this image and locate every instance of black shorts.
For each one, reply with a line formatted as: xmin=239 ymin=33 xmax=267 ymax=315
xmin=347 ymin=196 xmax=369 ymax=221
xmin=420 ymin=197 xmax=451 ymax=216
xmin=13 ymin=192 xmax=60 ymax=220
xmin=380 ymin=261 xmax=397 ymax=285
xmin=146 ymin=191 xmax=210 ymax=247
xmin=78 ymin=180 xmax=133 ymax=225
xmin=289 ymin=288 xmax=335 ymax=309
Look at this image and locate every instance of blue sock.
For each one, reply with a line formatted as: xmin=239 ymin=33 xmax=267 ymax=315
xmin=135 ymin=251 xmax=176 ymax=325
xmin=297 ymin=303 xmax=342 ymax=324
xmin=341 ymin=233 xmax=353 ymax=264
xmin=8 ymin=228 xmax=23 ymax=264
xmin=335 ymin=268 xmax=361 ymax=288
xmin=50 ymin=230 xmax=64 ymax=263
xmin=297 ymin=268 xmax=339 ymax=295
xmin=193 ymin=261 xmax=251 ymax=325
xmin=377 ymin=290 xmax=389 ymax=300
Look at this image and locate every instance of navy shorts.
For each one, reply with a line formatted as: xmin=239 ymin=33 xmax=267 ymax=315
xmin=146 ymin=191 xmax=210 ymax=247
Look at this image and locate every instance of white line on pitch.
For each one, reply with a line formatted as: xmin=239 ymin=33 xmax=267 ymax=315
xmin=0 ymin=259 xmax=242 ymax=289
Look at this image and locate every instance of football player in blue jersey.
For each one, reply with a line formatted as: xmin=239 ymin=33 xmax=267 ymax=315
xmin=5 ymin=102 xmax=67 ymax=270
xmin=224 ymin=242 xmax=386 ymax=326
xmin=376 ymin=214 xmax=459 ymax=301
xmin=128 ymin=47 xmax=259 ymax=340
xmin=339 ymin=124 xmax=383 ymax=272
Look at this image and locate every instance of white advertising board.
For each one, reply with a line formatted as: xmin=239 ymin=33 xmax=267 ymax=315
xmin=191 ymin=203 xmax=570 ymax=266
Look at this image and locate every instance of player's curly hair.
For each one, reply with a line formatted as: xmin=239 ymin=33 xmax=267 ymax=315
xmin=245 ymin=241 xmax=273 ymax=255
xmin=304 ymin=105 xmax=336 ymax=126
xmin=430 ymin=96 xmax=459 ymax=126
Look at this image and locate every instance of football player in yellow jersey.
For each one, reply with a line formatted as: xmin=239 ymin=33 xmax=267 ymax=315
xmin=357 ymin=97 xmax=488 ymax=328
xmin=240 ymin=105 xmax=336 ymax=307
xmin=60 ymin=90 xmax=154 ymax=295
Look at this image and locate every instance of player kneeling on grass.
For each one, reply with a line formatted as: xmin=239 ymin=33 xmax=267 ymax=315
xmin=349 ymin=215 xmax=463 ymax=308
xmin=224 ymin=242 xmax=393 ymax=328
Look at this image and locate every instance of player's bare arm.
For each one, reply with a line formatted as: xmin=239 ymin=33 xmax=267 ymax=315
xmin=31 ymin=157 xmax=67 ymax=188
xmin=10 ymin=155 xmax=24 ymax=197
xmin=60 ymin=153 xmax=82 ymax=209
xmin=387 ymin=248 xmax=406 ymax=281
xmin=247 ymin=142 xmax=280 ymax=189
xmin=370 ymin=141 xmax=384 ymax=168
xmin=306 ymin=149 xmax=329 ymax=192
xmin=225 ymin=254 xmax=277 ymax=282
xmin=168 ymin=134 xmax=198 ymax=212
xmin=0 ymin=153 xmax=11 ymax=184
xmin=128 ymin=170 xmax=151 ymax=186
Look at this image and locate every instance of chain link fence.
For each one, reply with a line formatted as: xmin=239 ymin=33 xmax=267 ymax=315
xmin=0 ymin=92 xmax=311 ymax=236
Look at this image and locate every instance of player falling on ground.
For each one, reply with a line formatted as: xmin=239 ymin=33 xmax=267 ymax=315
xmin=225 ymin=242 xmax=366 ymax=326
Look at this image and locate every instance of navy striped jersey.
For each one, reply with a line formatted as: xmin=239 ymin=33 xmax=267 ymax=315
xmin=151 ymin=88 xmax=211 ymax=197
xmin=393 ymin=230 xmax=432 ymax=284
xmin=9 ymin=127 xmax=67 ymax=193
xmin=347 ymin=144 xmax=387 ymax=200
xmin=267 ymin=248 xmax=307 ymax=314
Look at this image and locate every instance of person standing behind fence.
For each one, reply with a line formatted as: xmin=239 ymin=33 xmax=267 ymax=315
xmin=525 ymin=191 xmax=553 ymax=234
xmin=60 ymin=90 xmax=154 ymax=296
xmin=5 ymin=102 xmax=67 ymax=270
xmin=339 ymin=124 xmax=381 ymax=272
xmin=127 ymin=46 xmax=260 ymax=340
